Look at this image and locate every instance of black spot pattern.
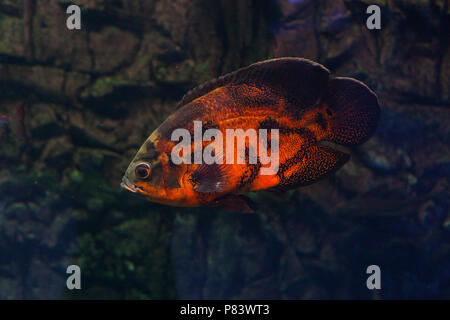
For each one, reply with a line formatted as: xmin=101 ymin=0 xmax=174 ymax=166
xmin=259 ymin=117 xmax=280 ymax=130
xmin=275 ymin=128 xmax=316 ymax=185
xmin=238 ymin=162 xmax=261 ymax=191
xmin=275 ymin=145 xmax=350 ymax=191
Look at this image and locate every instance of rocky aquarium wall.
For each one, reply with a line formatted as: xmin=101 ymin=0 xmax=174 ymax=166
xmin=0 ymin=0 xmax=448 ymax=299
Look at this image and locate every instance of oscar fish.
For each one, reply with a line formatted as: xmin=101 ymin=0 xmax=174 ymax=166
xmin=121 ymin=58 xmax=380 ymax=213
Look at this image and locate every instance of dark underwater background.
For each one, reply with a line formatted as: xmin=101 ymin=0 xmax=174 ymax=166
xmin=0 ymin=0 xmax=448 ymax=299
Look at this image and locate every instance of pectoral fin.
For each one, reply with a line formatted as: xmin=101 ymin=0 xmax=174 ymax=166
xmin=191 ymin=162 xmax=231 ymax=193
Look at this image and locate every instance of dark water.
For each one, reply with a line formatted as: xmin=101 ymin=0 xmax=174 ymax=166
xmin=0 ymin=0 xmax=448 ymax=299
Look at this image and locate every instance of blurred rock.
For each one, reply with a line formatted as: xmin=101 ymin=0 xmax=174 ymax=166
xmin=26 ymin=103 xmax=63 ymax=139
xmin=40 ymin=136 xmax=73 ymax=165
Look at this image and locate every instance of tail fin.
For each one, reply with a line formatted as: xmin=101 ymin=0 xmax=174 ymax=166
xmin=323 ymin=77 xmax=380 ymax=146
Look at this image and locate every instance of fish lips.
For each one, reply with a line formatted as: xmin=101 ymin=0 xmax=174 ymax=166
xmin=120 ymin=176 xmax=143 ymax=194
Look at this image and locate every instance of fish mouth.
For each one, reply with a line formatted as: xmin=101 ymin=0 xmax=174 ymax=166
xmin=120 ymin=176 xmax=142 ymax=193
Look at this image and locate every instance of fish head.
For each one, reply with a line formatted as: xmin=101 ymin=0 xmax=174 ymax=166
xmin=121 ymin=131 xmax=186 ymax=205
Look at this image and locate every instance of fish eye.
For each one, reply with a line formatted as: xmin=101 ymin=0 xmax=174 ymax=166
xmin=135 ymin=163 xmax=151 ymax=180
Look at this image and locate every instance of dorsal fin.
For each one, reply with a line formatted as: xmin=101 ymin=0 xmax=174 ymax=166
xmin=176 ymin=57 xmax=330 ymax=109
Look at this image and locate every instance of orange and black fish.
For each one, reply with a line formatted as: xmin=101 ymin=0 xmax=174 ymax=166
xmin=121 ymin=58 xmax=380 ymax=213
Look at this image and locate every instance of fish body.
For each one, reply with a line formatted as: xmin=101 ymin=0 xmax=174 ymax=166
xmin=121 ymin=58 xmax=380 ymax=213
